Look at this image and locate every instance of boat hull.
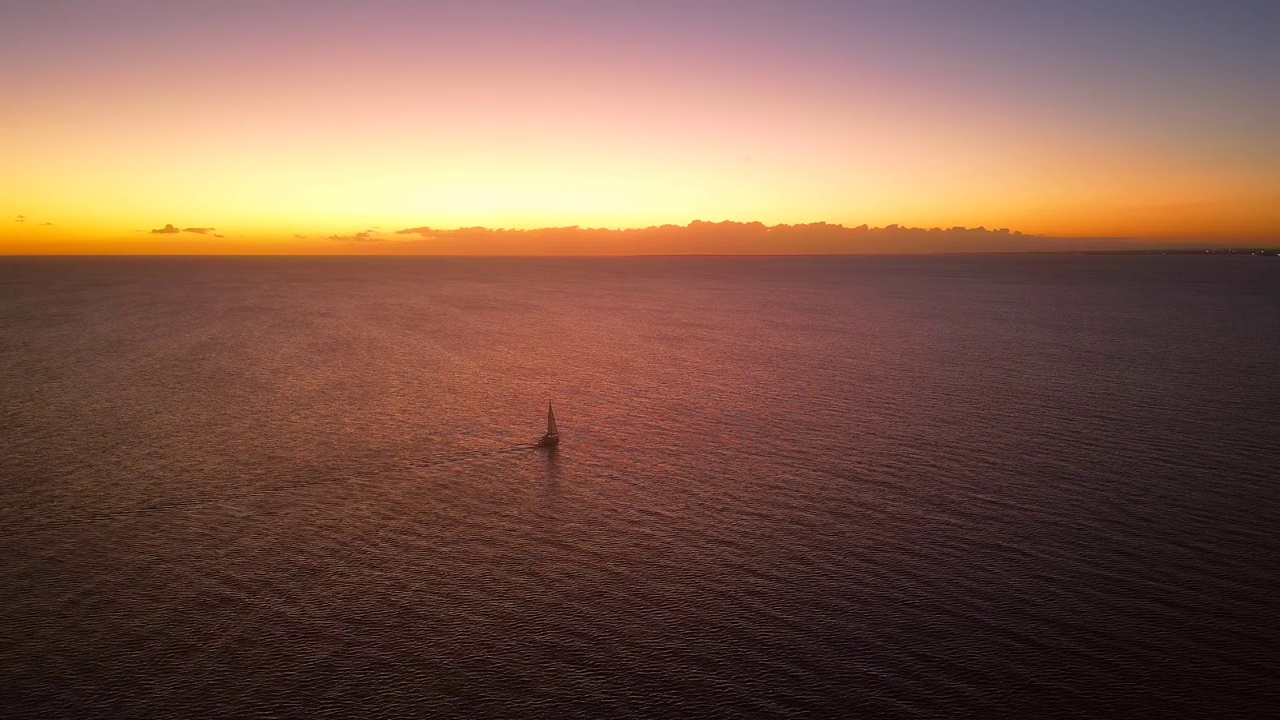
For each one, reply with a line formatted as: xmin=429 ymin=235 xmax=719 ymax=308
xmin=537 ymin=434 xmax=559 ymax=447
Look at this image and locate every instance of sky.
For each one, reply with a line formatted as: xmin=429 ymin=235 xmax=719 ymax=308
xmin=3 ymin=0 xmax=1279 ymax=254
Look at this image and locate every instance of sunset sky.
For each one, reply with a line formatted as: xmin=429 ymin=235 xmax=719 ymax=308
xmin=4 ymin=0 xmax=1278 ymax=254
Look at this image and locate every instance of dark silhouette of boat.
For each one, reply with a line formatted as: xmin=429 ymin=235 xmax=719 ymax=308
xmin=536 ymin=401 xmax=559 ymax=447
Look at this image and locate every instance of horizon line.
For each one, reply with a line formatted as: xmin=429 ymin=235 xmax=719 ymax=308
xmin=4 ymin=248 xmax=1277 ymax=259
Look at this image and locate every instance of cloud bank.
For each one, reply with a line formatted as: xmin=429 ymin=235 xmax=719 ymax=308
xmin=373 ymin=220 xmax=1151 ymax=255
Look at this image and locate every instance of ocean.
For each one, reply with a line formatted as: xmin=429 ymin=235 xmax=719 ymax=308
xmin=2 ymin=255 xmax=1277 ymax=718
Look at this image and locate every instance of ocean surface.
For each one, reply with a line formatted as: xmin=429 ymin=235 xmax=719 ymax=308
xmin=2 ymin=255 xmax=1277 ymax=718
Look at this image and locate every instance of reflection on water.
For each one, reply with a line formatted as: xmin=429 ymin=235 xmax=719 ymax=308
xmin=1 ymin=256 xmax=1277 ymax=718
xmin=541 ymin=446 xmax=562 ymax=483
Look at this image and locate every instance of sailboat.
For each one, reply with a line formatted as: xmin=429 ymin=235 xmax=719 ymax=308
xmin=536 ymin=401 xmax=560 ymax=447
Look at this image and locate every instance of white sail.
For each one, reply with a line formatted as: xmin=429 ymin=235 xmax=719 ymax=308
xmin=547 ymin=401 xmax=558 ymax=435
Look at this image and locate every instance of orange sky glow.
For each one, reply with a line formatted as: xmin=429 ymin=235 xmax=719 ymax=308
xmin=3 ymin=1 xmax=1278 ymax=254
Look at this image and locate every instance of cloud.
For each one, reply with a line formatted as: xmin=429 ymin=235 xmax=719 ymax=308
xmin=150 ymin=224 xmax=219 ymax=235
xmin=213 ymin=234 xmax=225 ymax=238
xmin=294 ymin=234 xmax=308 ymax=239
xmin=396 ymin=226 xmax=434 ymax=237
xmin=40 ymin=222 xmax=54 ymax=226
xmin=326 ymin=229 xmax=384 ymax=242
xmin=15 ymin=215 xmax=25 ymax=222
